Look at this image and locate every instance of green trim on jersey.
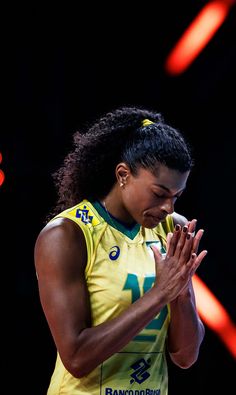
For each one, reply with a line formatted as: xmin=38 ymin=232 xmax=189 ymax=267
xmin=93 ymin=200 xmax=141 ymax=240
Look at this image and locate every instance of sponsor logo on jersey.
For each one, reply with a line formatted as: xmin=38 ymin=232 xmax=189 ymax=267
xmin=105 ymin=388 xmax=160 ymax=394
xmin=130 ymin=358 xmax=151 ymax=384
xmin=109 ymin=246 xmax=120 ymax=260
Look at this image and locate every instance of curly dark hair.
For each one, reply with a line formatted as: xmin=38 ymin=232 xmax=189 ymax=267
xmin=51 ymin=106 xmax=193 ymax=217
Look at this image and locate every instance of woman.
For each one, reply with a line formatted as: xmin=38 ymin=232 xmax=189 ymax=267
xmin=34 ymin=106 xmax=207 ymax=395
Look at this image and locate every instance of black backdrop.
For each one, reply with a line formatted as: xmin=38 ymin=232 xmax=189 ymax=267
xmin=3 ymin=2 xmax=236 ymax=394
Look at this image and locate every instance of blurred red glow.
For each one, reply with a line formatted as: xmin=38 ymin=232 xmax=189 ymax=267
xmin=193 ymin=274 xmax=236 ymax=359
xmin=0 ymin=152 xmax=5 ymax=186
xmin=165 ymin=1 xmax=234 ymax=75
xmin=0 ymin=170 xmax=5 ymax=186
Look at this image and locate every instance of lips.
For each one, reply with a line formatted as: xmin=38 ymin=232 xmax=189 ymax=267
xmin=151 ymin=215 xmax=166 ymax=223
xmin=143 ymin=211 xmax=166 ymax=226
xmin=152 ymin=217 xmax=161 ymax=223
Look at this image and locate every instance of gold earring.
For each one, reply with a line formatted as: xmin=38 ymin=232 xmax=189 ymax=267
xmin=120 ymin=182 xmax=124 ymax=187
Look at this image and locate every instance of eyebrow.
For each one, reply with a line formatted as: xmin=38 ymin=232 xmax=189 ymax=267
xmin=155 ymin=184 xmax=186 ymax=195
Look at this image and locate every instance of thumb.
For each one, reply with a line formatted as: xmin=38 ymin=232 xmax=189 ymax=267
xmin=151 ymin=245 xmax=163 ymax=264
xmin=151 ymin=246 xmax=164 ymax=278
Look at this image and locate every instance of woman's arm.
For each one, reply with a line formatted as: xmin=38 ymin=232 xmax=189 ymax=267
xmin=168 ymin=280 xmax=205 ymax=368
xmin=167 ymin=213 xmax=206 ymax=368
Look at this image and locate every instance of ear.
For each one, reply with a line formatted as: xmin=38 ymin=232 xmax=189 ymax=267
xmin=115 ymin=162 xmax=131 ymax=187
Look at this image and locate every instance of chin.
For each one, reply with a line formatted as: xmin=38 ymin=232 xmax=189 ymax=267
xmin=142 ymin=218 xmax=161 ymax=229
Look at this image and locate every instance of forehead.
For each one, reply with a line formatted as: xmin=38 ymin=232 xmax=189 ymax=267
xmin=134 ymin=165 xmax=190 ymax=192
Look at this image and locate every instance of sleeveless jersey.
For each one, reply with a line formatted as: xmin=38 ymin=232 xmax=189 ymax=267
xmin=47 ymin=199 xmax=174 ymax=395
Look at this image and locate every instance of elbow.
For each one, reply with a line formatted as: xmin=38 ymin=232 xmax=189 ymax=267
xmin=169 ymin=345 xmax=201 ymax=369
xmin=62 ymin=355 xmax=95 ymax=379
xmin=169 ymin=322 xmax=205 ymax=369
xmin=63 ymin=360 xmax=90 ymax=379
xmin=170 ymin=353 xmax=198 ymax=369
xmin=69 ymin=366 xmax=86 ymax=379
xmin=71 ymin=370 xmax=88 ymax=379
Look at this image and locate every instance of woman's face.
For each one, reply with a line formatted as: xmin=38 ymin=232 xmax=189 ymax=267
xmin=120 ymin=164 xmax=190 ymax=228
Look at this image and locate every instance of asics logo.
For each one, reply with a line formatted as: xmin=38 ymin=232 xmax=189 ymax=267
xmin=109 ymin=246 xmax=120 ymax=260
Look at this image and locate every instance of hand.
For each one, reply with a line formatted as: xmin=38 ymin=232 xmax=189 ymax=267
xmin=151 ymin=220 xmax=207 ymax=302
xmin=168 ymin=219 xmax=207 ymax=269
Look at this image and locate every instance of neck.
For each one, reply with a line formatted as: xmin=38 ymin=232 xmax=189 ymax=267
xmin=101 ymin=186 xmax=135 ymax=225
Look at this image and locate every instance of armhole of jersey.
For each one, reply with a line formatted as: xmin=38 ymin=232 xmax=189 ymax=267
xmin=51 ymin=213 xmax=94 ymax=279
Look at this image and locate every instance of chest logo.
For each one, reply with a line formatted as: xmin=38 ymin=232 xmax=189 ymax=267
xmin=109 ymin=246 xmax=120 ymax=260
xmin=130 ymin=357 xmax=151 ymax=384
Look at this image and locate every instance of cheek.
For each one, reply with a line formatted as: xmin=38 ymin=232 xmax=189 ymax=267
xmin=123 ymin=186 xmax=152 ymax=213
xmin=124 ymin=185 xmax=144 ymax=203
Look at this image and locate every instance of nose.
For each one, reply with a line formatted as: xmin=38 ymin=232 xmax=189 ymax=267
xmin=160 ymin=197 xmax=175 ymax=215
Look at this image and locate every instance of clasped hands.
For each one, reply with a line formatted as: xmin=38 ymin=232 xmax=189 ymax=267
xmin=151 ymin=219 xmax=207 ymax=301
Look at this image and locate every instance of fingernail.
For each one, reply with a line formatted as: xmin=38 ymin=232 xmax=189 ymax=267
xmin=175 ymin=224 xmax=180 ymax=231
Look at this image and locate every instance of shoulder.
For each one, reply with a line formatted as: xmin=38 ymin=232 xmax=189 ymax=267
xmin=171 ymin=211 xmax=188 ymax=227
xmin=36 ymin=217 xmax=86 ymax=247
xmin=34 ymin=217 xmax=87 ymax=271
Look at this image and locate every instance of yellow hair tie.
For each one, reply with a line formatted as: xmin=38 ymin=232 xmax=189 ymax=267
xmin=142 ymin=119 xmax=154 ymax=127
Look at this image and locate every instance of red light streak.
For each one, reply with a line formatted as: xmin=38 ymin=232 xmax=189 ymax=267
xmin=165 ymin=1 xmax=234 ymax=75
xmin=0 ymin=152 xmax=5 ymax=187
xmin=193 ymin=274 xmax=236 ymax=359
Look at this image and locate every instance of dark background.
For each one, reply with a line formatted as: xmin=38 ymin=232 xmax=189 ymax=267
xmin=2 ymin=2 xmax=236 ymax=394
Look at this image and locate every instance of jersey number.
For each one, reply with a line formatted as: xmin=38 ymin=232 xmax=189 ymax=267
xmin=123 ymin=273 xmax=168 ymax=342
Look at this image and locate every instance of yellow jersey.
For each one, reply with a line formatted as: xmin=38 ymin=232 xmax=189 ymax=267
xmin=47 ymin=199 xmax=174 ymax=395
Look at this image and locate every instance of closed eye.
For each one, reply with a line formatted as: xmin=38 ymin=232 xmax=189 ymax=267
xmin=154 ymin=193 xmax=165 ymax=198
xmin=154 ymin=192 xmax=182 ymax=200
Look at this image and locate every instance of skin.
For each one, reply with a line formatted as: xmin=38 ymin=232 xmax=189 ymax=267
xmin=34 ymin=162 xmax=207 ymax=378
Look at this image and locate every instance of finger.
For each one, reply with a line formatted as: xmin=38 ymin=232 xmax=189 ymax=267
xmin=166 ymin=232 xmax=173 ymax=256
xmin=151 ymin=245 xmax=163 ymax=263
xmin=190 ymin=250 xmax=208 ymax=276
xmin=167 ymin=224 xmax=181 ymax=257
xmin=179 ymin=251 xmax=195 ymax=279
xmin=167 ymin=232 xmax=173 ymax=246
xmin=174 ymin=224 xmax=188 ymax=258
xmin=187 ymin=219 xmax=197 ymax=234
xmin=182 ymin=251 xmax=198 ymax=278
xmin=178 ymin=232 xmax=194 ymax=265
xmin=192 ymin=229 xmax=204 ymax=254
